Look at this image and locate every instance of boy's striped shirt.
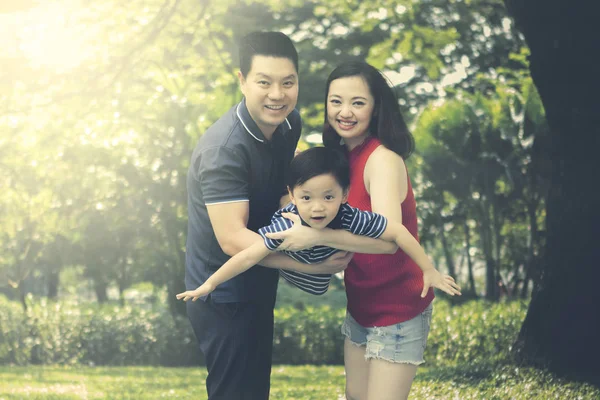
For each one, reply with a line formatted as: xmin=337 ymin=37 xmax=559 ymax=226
xmin=258 ymin=203 xmax=387 ymax=295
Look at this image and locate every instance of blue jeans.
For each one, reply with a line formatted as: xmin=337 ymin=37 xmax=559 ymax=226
xmin=341 ymin=303 xmax=433 ymax=365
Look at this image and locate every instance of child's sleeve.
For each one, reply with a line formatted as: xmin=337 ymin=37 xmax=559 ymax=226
xmin=345 ymin=205 xmax=388 ymax=239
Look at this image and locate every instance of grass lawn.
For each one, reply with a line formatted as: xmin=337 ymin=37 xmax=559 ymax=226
xmin=1 ymin=363 xmax=598 ymax=400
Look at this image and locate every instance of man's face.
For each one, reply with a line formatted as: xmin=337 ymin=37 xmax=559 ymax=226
xmin=238 ymin=55 xmax=299 ymax=138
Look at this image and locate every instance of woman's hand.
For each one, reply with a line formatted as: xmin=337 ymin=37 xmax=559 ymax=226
xmin=421 ymin=269 xmax=462 ymax=297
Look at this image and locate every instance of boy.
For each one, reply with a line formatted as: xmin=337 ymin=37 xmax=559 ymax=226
xmin=179 ymin=147 xmax=461 ymax=302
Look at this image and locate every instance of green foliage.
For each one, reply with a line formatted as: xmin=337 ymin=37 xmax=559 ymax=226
xmin=3 ymin=297 xmax=598 ymax=398
xmin=413 ymin=78 xmax=549 ymax=299
xmin=427 ymin=300 xmax=527 ymax=365
xmin=0 ymin=295 xmax=200 ymax=366
xmin=273 ymin=306 xmax=345 ymax=365
xmin=1 ymin=295 xmax=527 ymax=367
xmin=0 ymin=0 xmax=542 ymax=310
xmin=275 ymin=279 xmax=347 ymax=310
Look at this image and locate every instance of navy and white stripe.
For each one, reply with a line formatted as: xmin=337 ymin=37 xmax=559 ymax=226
xmin=258 ymin=203 xmax=388 ymax=295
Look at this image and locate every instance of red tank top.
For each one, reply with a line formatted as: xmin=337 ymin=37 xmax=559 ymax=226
xmin=346 ymin=137 xmax=434 ymax=326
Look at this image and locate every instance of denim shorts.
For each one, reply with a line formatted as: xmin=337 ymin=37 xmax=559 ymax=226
xmin=341 ymin=303 xmax=433 ymax=365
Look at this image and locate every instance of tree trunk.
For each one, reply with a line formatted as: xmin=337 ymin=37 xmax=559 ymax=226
xmin=46 ymin=269 xmax=59 ymax=299
xmin=478 ymin=201 xmax=498 ymax=301
xmin=439 ymin=221 xmax=456 ymax=278
xmin=464 ymin=221 xmax=477 ymax=295
xmin=506 ymin=0 xmax=600 ymax=385
xmin=520 ymin=201 xmax=539 ymax=298
xmin=93 ymin=279 xmax=108 ymax=303
xmin=18 ymin=284 xmax=27 ymax=312
xmin=520 ymin=261 xmax=531 ymax=299
xmin=118 ymin=283 xmax=126 ymax=306
xmin=117 ymin=257 xmax=128 ymax=306
xmin=492 ymin=200 xmax=504 ymax=296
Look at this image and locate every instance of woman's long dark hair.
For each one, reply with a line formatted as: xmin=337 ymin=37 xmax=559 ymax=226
xmin=322 ymin=61 xmax=415 ymax=159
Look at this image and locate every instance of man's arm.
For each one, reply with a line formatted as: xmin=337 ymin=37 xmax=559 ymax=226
xmin=264 ymin=213 xmax=397 ymax=254
xmin=206 ymin=201 xmax=258 ymax=256
xmin=207 ymin=201 xmax=351 ymax=274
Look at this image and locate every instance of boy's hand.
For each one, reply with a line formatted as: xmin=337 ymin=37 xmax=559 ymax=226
xmin=176 ymin=283 xmax=216 ymax=302
xmin=421 ymin=269 xmax=462 ymax=298
xmin=265 ymin=213 xmax=319 ymax=251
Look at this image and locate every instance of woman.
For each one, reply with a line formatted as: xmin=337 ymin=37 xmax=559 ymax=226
xmin=322 ymin=61 xmax=456 ymax=400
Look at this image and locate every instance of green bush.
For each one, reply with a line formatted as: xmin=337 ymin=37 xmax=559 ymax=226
xmin=0 ymin=296 xmax=201 ymax=366
xmin=426 ymin=300 xmax=528 ymax=365
xmin=273 ymin=306 xmax=345 ymax=365
xmin=0 ymin=295 xmax=527 ymax=366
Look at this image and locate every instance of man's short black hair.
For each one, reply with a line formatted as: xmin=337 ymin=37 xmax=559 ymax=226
xmin=239 ymin=31 xmax=299 ymax=77
xmin=287 ymin=147 xmax=350 ymax=191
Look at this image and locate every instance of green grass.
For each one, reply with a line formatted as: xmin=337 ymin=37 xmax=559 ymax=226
xmin=1 ymin=363 xmax=598 ymax=399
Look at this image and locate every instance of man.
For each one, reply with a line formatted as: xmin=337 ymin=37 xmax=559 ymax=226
xmin=185 ymin=31 xmax=353 ymax=399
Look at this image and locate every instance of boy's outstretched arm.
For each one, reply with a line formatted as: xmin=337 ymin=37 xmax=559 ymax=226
xmin=176 ymin=241 xmax=272 ymax=302
xmin=380 ymin=221 xmax=462 ymax=297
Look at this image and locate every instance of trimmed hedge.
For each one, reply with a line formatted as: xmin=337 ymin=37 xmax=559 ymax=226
xmin=0 ymin=295 xmax=527 ymax=366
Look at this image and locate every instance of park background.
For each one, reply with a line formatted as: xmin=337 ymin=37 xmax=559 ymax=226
xmin=0 ymin=0 xmax=598 ymax=398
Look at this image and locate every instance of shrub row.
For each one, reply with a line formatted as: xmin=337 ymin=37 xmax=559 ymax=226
xmin=0 ymin=295 xmax=527 ymax=366
xmin=0 ymin=297 xmax=200 ymax=366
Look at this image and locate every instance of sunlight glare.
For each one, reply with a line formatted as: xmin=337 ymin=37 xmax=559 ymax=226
xmin=0 ymin=1 xmax=90 ymax=72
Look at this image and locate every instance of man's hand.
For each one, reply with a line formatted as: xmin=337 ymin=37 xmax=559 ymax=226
xmin=265 ymin=213 xmax=320 ymax=251
xmin=296 ymin=251 xmax=354 ymax=274
xmin=421 ymin=269 xmax=462 ymax=298
xmin=176 ymin=282 xmax=216 ymax=302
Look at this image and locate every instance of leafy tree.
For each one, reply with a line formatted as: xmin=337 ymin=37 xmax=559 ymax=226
xmin=414 ymin=71 xmax=547 ymax=300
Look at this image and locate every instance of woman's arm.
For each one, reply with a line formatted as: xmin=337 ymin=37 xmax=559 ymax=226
xmin=363 ymin=145 xmax=408 ymax=222
xmin=382 ymin=220 xmax=461 ymax=296
xmin=379 ymin=221 xmax=434 ymax=272
xmin=365 ymin=146 xmax=461 ymax=297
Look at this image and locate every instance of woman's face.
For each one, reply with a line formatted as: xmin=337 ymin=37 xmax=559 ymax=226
xmin=326 ymin=75 xmax=375 ymax=150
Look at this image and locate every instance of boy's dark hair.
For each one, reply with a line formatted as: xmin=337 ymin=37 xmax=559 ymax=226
xmin=238 ymin=31 xmax=299 ymax=77
xmin=322 ymin=61 xmax=415 ymax=159
xmin=287 ymin=147 xmax=350 ymax=191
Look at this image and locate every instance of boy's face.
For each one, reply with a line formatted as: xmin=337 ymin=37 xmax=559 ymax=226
xmin=238 ymin=55 xmax=298 ymax=138
xmin=289 ymin=174 xmax=347 ymax=229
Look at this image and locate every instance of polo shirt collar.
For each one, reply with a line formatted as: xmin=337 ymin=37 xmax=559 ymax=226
xmin=236 ymin=98 xmax=292 ymax=143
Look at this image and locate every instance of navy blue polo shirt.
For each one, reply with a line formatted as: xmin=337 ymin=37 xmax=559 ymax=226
xmin=185 ymin=98 xmax=301 ymax=303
